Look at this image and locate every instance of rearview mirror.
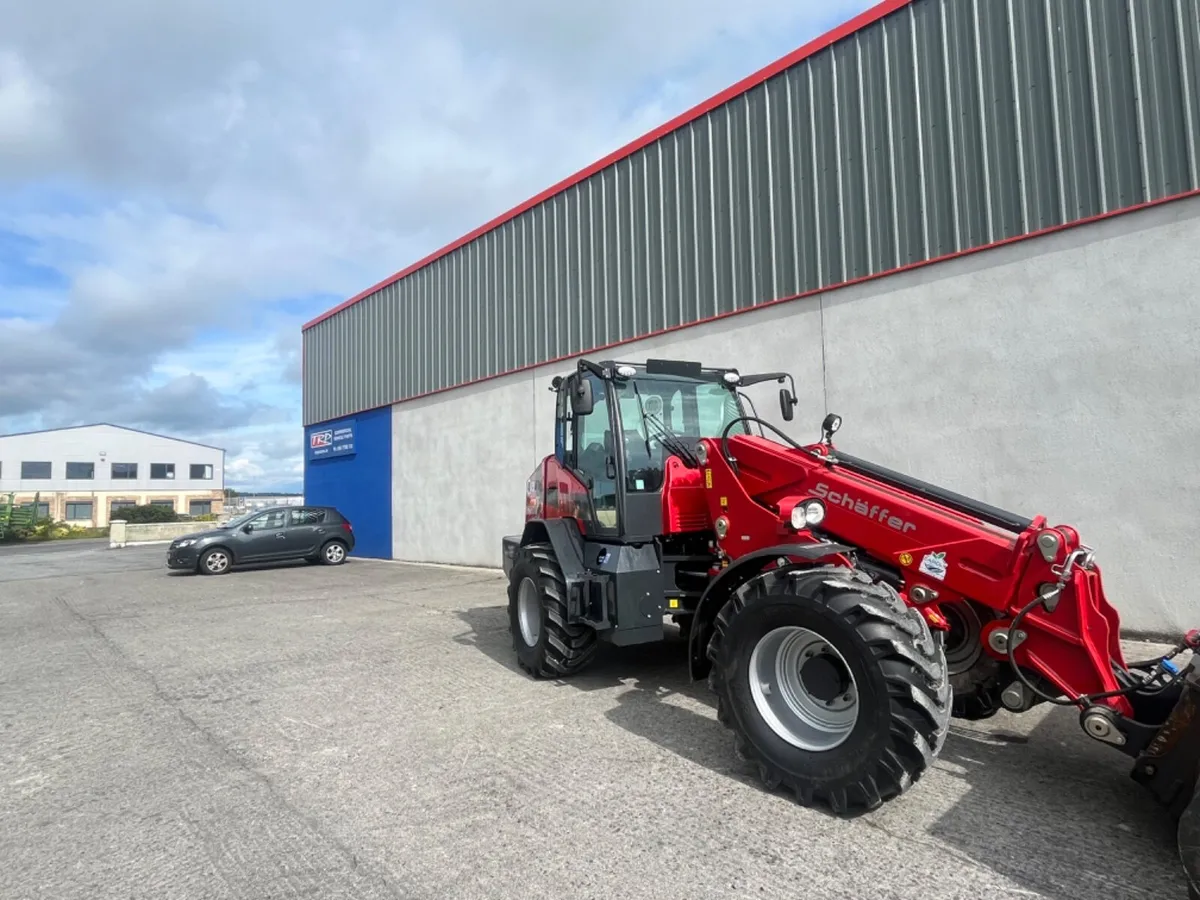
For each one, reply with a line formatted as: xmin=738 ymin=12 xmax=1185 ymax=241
xmin=779 ymin=388 xmax=797 ymax=421
xmin=571 ymin=378 xmax=595 ymax=416
xmin=821 ymin=413 xmax=842 ymax=443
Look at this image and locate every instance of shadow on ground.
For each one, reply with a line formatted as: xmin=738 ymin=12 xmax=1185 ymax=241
xmin=454 ymin=603 xmax=1189 ymax=900
xmin=165 ymin=558 xmax=353 ymax=577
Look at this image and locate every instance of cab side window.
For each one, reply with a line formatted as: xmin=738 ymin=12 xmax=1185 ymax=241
xmin=573 ymin=374 xmax=618 ymax=530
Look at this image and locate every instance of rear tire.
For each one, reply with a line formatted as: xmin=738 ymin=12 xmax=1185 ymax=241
xmin=941 ymin=600 xmax=1005 ymax=720
xmin=507 ymin=542 xmax=598 ymax=678
xmin=706 ymin=564 xmax=951 ymax=815
xmin=319 ymin=540 xmax=348 ymax=565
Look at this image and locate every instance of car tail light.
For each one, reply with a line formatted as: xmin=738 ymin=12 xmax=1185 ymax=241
xmin=342 ymin=522 xmax=353 ymax=532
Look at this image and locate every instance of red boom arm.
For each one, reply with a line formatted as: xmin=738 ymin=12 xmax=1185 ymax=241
xmin=694 ymin=433 xmax=1134 ymax=717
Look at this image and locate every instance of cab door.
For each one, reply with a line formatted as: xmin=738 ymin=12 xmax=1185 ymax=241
xmin=567 ymin=371 xmax=620 ymax=536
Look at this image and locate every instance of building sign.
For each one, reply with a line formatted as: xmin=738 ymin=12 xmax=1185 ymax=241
xmin=308 ymin=420 xmax=356 ymax=460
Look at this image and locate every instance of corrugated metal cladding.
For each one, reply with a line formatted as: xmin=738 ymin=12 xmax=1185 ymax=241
xmin=303 ymin=0 xmax=1200 ymax=426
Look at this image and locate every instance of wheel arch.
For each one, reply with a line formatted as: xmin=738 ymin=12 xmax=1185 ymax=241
xmin=201 ymin=542 xmax=236 ymax=562
xmin=512 ymin=518 xmax=589 ymax=584
xmin=687 ymin=541 xmax=855 ymax=681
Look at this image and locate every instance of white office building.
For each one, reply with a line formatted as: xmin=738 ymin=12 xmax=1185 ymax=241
xmin=0 ymin=423 xmax=226 ymax=527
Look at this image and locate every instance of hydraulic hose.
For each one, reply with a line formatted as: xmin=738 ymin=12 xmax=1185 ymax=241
xmin=1005 ymin=594 xmax=1186 ymax=708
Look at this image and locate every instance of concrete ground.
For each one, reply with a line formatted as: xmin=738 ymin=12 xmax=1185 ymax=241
xmin=0 ymin=542 xmax=1192 ymax=900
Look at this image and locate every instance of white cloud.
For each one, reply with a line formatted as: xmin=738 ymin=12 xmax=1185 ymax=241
xmin=0 ymin=0 xmax=873 ymax=491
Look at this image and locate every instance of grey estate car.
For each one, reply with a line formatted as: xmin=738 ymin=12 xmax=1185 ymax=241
xmin=166 ymin=505 xmax=356 ymax=575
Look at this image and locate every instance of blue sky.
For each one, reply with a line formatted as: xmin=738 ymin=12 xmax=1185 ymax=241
xmin=0 ymin=0 xmax=869 ymax=492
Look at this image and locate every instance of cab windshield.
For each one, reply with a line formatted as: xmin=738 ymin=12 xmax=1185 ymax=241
xmin=613 ymin=375 xmax=747 ymax=493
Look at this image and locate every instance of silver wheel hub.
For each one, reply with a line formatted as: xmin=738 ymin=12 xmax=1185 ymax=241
xmin=326 ymin=543 xmax=344 ymax=562
xmin=517 ymin=577 xmax=541 ymax=647
xmin=749 ymin=626 xmax=860 ymax=752
xmin=206 ymin=552 xmax=228 ymax=573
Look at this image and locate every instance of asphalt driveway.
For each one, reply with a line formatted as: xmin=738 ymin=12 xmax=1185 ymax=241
xmin=0 ymin=545 xmax=1190 ymax=899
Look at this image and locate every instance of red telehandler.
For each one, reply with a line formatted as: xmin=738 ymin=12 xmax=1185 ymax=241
xmin=502 ymin=357 xmax=1200 ymax=896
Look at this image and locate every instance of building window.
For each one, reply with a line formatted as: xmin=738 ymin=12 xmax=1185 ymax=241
xmin=21 ymin=461 xmax=52 ymax=479
xmin=150 ymin=463 xmax=175 ymax=480
xmin=111 ymin=463 xmax=138 ymax=479
xmin=150 ymin=499 xmax=175 ymax=510
xmin=35 ymin=502 xmax=49 ymax=519
xmin=66 ymin=462 xmax=95 ymax=479
xmin=190 ymin=464 xmax=213 ymax=480
xmin=66 ymin=501 xmax=94 ymax=520
xmin=110 ymin=500 xmax=136 ymax=515
xmin=189 ymin=499 xmax=213 ymax=516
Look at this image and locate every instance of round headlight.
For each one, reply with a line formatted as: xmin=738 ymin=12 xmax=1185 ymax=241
xmin=790 ymin=500 xmax=826 ymax=530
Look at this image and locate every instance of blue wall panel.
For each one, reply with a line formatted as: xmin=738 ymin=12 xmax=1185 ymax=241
xmin=304 ymin=405 xmax=392 ymax=559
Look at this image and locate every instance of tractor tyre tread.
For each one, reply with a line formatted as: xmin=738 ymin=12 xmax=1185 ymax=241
xmin=510 ymin=542 xmax=598 ymax=678
xmin=706 ymin=564 xmax=951 ymax=816
xmin=1180 ymin=780 xmax=1200 ymax=900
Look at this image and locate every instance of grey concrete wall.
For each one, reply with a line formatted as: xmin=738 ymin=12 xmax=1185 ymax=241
xmin=109 ymin=521 xmax=203 ymax=546
xmin=392 ymin=195 xmax=1200 ymax=637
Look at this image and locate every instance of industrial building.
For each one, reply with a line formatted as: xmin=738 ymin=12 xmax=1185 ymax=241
xmin=0 ymin=424 xmax=226 ymax=527
xmin=301 ymin=0 xmax=1200 ymax=635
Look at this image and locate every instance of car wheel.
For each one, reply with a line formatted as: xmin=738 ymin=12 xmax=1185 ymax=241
xmin=320 ymin=540 xmax=348 ymax=565
xmin=199 ymin=548 xmax=232 ymax=575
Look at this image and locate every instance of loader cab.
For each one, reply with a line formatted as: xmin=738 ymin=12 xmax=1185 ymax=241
xmin=554 ymin=357 xmax=751 ymax=542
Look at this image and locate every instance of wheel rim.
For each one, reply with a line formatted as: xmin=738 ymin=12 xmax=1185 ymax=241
xmin=205 ymin=551 xmax=229 ymax=573
xmin=749 ymin=626 xmax=860 ymax=752
xmin=517 ymin=576 xmax=541 ymax=647
xmin=326 ymin=543 xmax=345 ymax=563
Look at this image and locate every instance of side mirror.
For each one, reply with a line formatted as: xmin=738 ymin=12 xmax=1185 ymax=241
xmin=821 ymin=413 xmax=842 ymax=443
xmin=779 ymin=388 xmax=797 ymax=421
xmin=243 ymin=524 xmax=254 ymax=532
xmin=571 ymin=378 xmax=595 ymax=416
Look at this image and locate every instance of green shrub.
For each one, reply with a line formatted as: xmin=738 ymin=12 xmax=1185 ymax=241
xmin=0 ymin=519 xmax=108 ymax=543
xmin=116 ymin=504 xmax=180 ymax=524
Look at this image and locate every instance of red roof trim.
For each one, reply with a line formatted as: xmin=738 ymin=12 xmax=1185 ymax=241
xmin=302 ymin=0 xmax=913 ymax=331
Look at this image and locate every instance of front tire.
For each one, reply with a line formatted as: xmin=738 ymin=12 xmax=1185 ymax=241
xmin=706 ymin=564 xmax=950 ymax=815
xmin=198 ymin=547 xmax=232 ymax=576
xmin=507 ymin=542 xmax=598 ymax=678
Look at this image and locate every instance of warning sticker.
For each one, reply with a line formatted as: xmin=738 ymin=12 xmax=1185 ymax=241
xmin=918 ymin=551 xmax=948 ymax=581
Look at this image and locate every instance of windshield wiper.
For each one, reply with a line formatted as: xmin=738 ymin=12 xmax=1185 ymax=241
xmin=628 ymin=381 xmax=699 ymax=468
xmin=629 ymin=382 xmax=655 ymax=463
xmin=646 ymin=412 xmax=699 ymax=468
